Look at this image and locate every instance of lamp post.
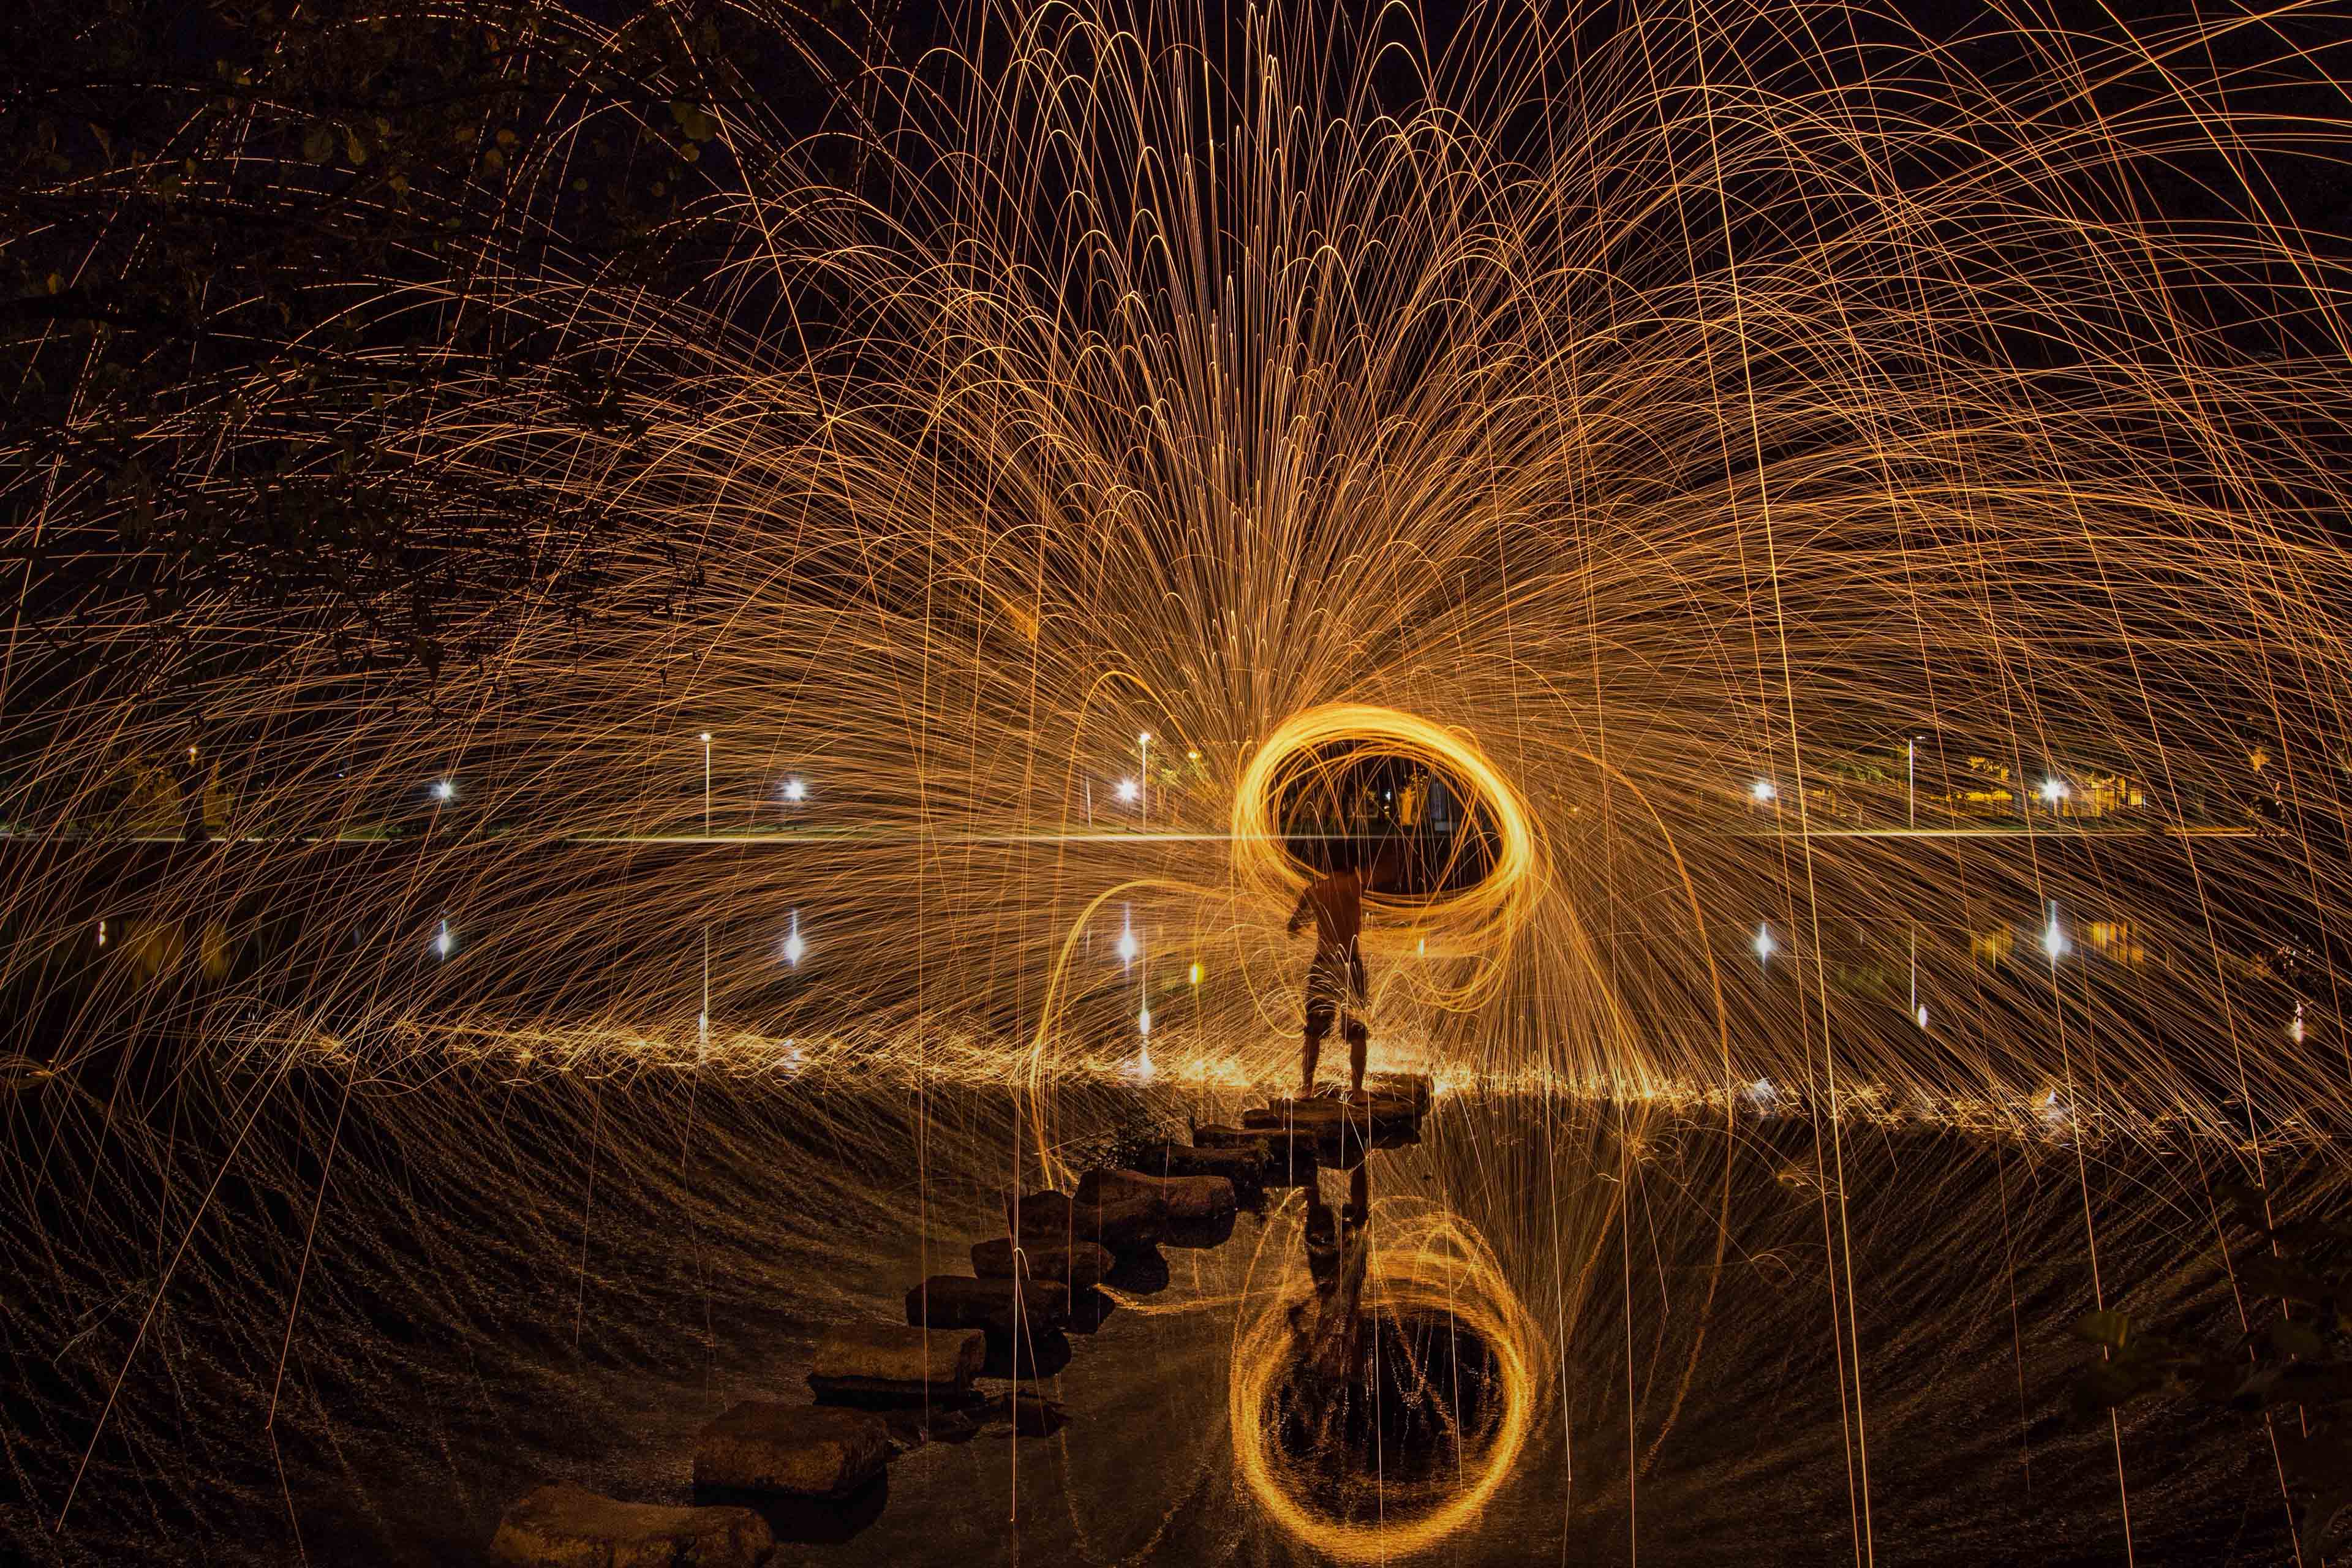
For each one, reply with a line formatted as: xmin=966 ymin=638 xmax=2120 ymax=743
xmin=1907 ymin=737 xmax=1920 ymax=1026
xmin=699 ymin=733 xmax=712 ymax=836
xmin=1138 ymin=732 xmax=1151 ymax=831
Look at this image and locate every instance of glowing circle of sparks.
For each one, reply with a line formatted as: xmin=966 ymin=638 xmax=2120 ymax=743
xmin=1226 ymin=1199 xmax=1550 ymax=1562
xmin=1231 ymin=704 xmax=1545 ymax=1006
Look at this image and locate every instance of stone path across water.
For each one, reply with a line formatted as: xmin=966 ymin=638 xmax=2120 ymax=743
xmin=486 ymin=1077 xmax=1431 ymax=1567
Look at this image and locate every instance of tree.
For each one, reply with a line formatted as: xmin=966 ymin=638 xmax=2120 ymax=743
xmin=0 ymin=0 xmax=870 ymax=699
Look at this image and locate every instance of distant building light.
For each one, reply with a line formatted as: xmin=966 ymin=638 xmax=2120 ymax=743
xmin=2040 ymin=777 xmax=2068 ymax=804
xmin=1751 ymin=778 xmax=1776 ymax=804
xmin=1755 ymin=923 xmax=1776 ymax=962
xmin=781 ymin=777 xmax=807 ymax=802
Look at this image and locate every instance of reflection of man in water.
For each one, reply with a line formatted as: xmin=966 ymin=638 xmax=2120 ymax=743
xmin=1292 ymin=1162 xmax=1371 ymax=1385
xmin=1288 ymin=839 xmax=1370 ymax=1093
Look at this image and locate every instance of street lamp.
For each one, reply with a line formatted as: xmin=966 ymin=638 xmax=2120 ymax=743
xmin=2043 ymin=901 xmax=2068 ymax=959
xmin=1137 ymin=732 xmax=1150 ymax=829
xmin=783 ymin=908 xmax=805 ymax=968
xmin=1114 ymin=777 xmax=1139 ymax=805
xmin=699 ymin=733 xmax=712 ymax=835
xmin=1751 ymin=778 xmax=1776 ymax=804
xmin=780 ymin=777 xmax=807 ymax=804
xmin=1906 ymin=737 xmax=1918 ymax=1027
xmin=2040 ymin=777 xmax=2068 ymax=807
xmin=1755 ymin=922 xmax=1776 ymax=963
xmin=432 ymin=778 xmax=456 ymax=804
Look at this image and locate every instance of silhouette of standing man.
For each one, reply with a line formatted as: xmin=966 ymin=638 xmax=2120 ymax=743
xmin=1288 ymin=839 xmax=1370 ymax=1093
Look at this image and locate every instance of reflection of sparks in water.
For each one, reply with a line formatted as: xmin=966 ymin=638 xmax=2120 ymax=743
xmin=1227 ymin=1195 xmax=1550 ymax=1562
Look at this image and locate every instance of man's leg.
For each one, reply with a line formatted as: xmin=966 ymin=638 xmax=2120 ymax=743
xmin=1303 ymin=964 xmax=1335 ymax=1093
xmin=1348 ymin=1020 xmax=1368 ymax=1096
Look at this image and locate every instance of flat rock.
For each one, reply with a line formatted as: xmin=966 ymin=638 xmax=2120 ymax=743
xmin=970 ymin=1235 xmax=1112 ymax=1290
xmin=490 ymin=1482 xmax=774 ymax=1567
xmin=693 ymin=1402 xmax=889 ymax=1499
xmin=1246 ymin=1095 xmax=1420 ymax=1138
xmin=1198 ymin=1123 xmax=1313 ymax=1185
xmin=1008 ymin=1189 xmax=1164 ymax=1250
xmin=1074 ymin=1168 xmax=1235 ymax=1222
xmin=807 ymin=1323 xmax=984 ymax=1401
xmin=1129 ymin=1141 xmax=1268 ymax=1194
xmin=1364 ymin=1072 xmax=1435 ymax=1112
xmin=905 ymin=1274 xmax=1071 ymax=1335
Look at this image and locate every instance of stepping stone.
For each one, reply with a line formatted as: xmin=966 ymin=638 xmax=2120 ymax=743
xmin=1243 ymin=1099 xmax=1349 ymax=1134
xmin=1246 ymin=1096 xmax=1420 ymax=1141
xmin=905 ymin=1275 xmax=1070 ymax=1335
xmin=807 ymin=1323 xmax=984 ymax=1401
xmin=1129 ymin=1140 xmax=1269 ymax=1196
xmin=1364 ymin=1071 xmax=1435 ymax=1112
xmin=1008 ymin=1190 xmax=1164 ymax=1250
xmin=1163 ymin=1208 xmax=1237 ymax=1250
xmin=1074 ymin=1169 xmax=1235 ymax=1222
xmin=1066 ymin=1286 xmax=1118 ymax=1333
xmin=982 ymin=1328 xmax=1073 ymax=1379
xmin=970 ymin=1235 xmax=1112 ymax=1290
xmin=1196 ymin=1123 xmax=1313 ymax=1185
xmin=490 ymin=1482 xmax=773 ymax=1567
xmin=693 ymin=1401 xmax=890 ymax=1498
xmin=1191 ymin=1123 xmax=1272 ymax=1151
xmin=1104 ymin=1245 xmax=1169 ymax=1295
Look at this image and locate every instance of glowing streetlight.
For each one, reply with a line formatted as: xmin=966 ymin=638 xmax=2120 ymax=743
xmin=1137 ymin=732 xmax=1151 ymax=829
xmin=1114 ymin=777 xmax=1139 ymax=804
xmin=2043 ymin=902 xmax=2068 ymax=959
xmin=1751 ymin=778 xmax=1776 ymax=804
xmin=434 ymin=919 xmax=454 ymax=959
xmin=1755 ymin=922 xmax=1776 ymax=962
xmin=780 ymin=777 xmax=807 ymax=804
xmin=699 ymin=733 xmax=712 ymax=835
xmin=2040 ymin=777 xmax=2068 ymax=806
xmin=1116 ymin=907 xmax=1138 ymax=967
xmin=1188 ymin=960 xmax=1203 ymax=986
xmin=431 ymin=778 xmax=455 ymax=803
xmin=783 ymin=909 xmax=805 ymax=968
xmin=1916 ymin=1003 xmax=1930 ymax=1030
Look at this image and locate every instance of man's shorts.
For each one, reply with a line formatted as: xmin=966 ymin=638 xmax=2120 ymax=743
xmin=1303 ymin=946 xmax=1368 ymax=1039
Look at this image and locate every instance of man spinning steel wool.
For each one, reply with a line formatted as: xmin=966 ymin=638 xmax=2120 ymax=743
xmin=1288 ymin=838 xmax=1371 ymax=1094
